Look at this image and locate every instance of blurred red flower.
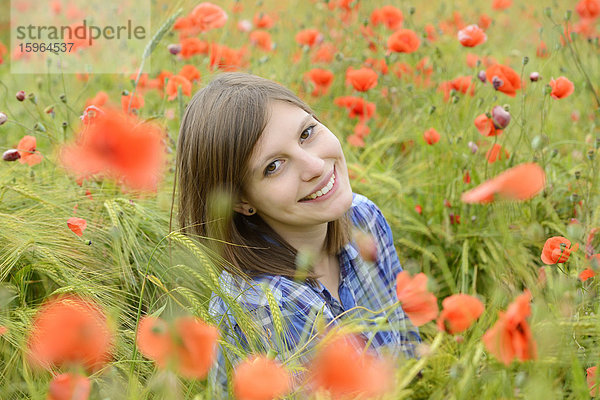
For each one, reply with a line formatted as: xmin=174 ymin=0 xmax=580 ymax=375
xmin=458 ymin=24 xmax=487 ymax=47
xmin=67 ymin=217 xmax=87 ymax=237
xmin=179 ymin=37 xmax=209 ymax=59
xmin=249 ymin=30 xmax=273 ymax=52
xmin=137 ymin=315 xmax=220 ymax=379
xmin=166 ymin=75 xmax=192 ymax=101
xmin=536 ymin=41 xmax=549 ymax=58
xmin=253 ymin=12 xmax=275 ymax=29
xmin=370 ymin=5 xmax=403 ymax=30
xmin=396 ymin=271 xmax=439 ymax=326
xmin=334 ymin=96 xmax=376 ymax=121
xmin=47 ymin=373 xmax=91 ymax=400
xmin=85 ymin=91 xmax=108 ymax=108
xmin=295 ymin=28 xmax=323 ymax=47
xmin=387 ymin=29 xmax=420 ymax=53
xmin=305 ymin=68 xmax=334 ymax=96
xmin=576 ymin=0 xmax=600 ymax=19
xmin=541 ymin=236 xmax=579 ymax=264
xmin=438 ymin=76 xmax=475 ymax=101
xmin=121 ymin=93 xmax=144 ymax=114
xmin=308 ymin=334 xmax=393 ymax=399
xmin=474 ymin=114 xmax=502 ymax=137
xmin=587 ymin=366 xmax=599 ymax=397
xmin=485 ymin=143 xmax=509 ymax=163
xmin=580 ymin=268 xmax=596 ymax=282
xmin=59 ymin=107 xmax=166 ymax=192
xmin=492 ymin=0 xmax=513 ymax=10
xmin=27 ymin=295 xmax=113 ymax=372
xmin=423 ymin=128 xmax=440 ymax=145
xmin=209 ymin=43 xmax=247 ymax=71
xmin=483 ymin=290 xmax=536 ymax=366
xmin=486 ymin=64 xmax=521 ymax=97
xmin=311 ymin=43 xmax=337 ymax=64
xmin=190 ymin=2 xmax=228 ymax=32
xmin=346 ymin=67 xmax=378 ymax=92
xmin=179 ymin=65 xmax=201 ymax=83
xmin=549 ymin=77 xmax=574 ymax=99
xmin=17 ymin=135 xmax=43 ymax=166
xmin=233 ymin=355 xmax=292 ymax=400
xmin=461 ymin=163 xmax=546 ymax=204
xmin=437 ymin=294 xmax=484 ymax=334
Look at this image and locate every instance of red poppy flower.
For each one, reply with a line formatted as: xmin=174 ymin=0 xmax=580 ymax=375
xmin=457 ymin=24 xmax=487 ymax=47
xmin=580 ymin=268 xmax=596 ymax=282
xmin=474 ymin=114 xmax=502 ymax=137
xmin=424 ymin=24 xmax=438 ymax=41
xmin=387 ymin=29 xmax=420 ymax=53
xmin=364 ymin=58 xmax=388 ymax=75
xmin=233 ymin=356 xmax=292 ymax=400
xmin=549 ymin=77 xmax=574 ymax=99
xmin=309 ymin=334 xmax=393 ymax=399
xmin=437 ymin=294 xmax=484 ymax=334
xmin=346 ymin=67 xmax=378 ymax=92
xmin=85 ymin=91 xmax=108 ymax=108
xmin=249 ymin=30 xmax=273 ymax=52
xmin=59 ymin=107 xmax=166 ymax=192
xmin=0 ymin=325 xmax=7 ymax=336
xmin=486 ymin=64 xmax=521 ymax=97
xmin=370 ymin=5 xmax=403 ymax=30
xmin=485 ymin=143 xmax=509 ymax=163
xmin=587 ymin=366 xmax=599 ymax=397
xmin=423 ymin=128 xmax=440 ymax=145
xmin=67 ymin=217 xmax=87 ymax=237
xmin=541 ymin=236 xmax=579 ymax=264
xmin=492 ymin=0 xmax=512 ymax=10
xmin=137 ymin=315 xmax=219 ymax=379
xmin=121 ymin=93 xmax=144 ymax=114
xmin=17 ymin=135 xmax=43 ymax=166
xmin=334 ymin=96 xmax=376 ymax=121
xmin=190 ymin=2 xmax=228 ymax=32
xmin=165 ymin=75 xmax=192 ymax=101
xmin=178 ymin=65 xmax=201 ymax=83
xmin=295 ymin=28 xmax=323 ymax=47
xmin=47 ymin=373 xmax=91 ymax=400
xmin=576 ymin=0 xmax=600 ymax=19
xmin=415 ymin=205 xmax=422 ymax=214
xmin=482 ymin=290 xmax=537 ymax=366
xmin=27 ymin=295 xmax=113 ymax=372
xmin=396 ymin=272 xmax=439 ymax=326
xmin=311 ymin=43 xmax=337 ymax=64
xmin=253 ymin=12 xmax=275 ymax=29
xmin=305 ymin=68 xmax=334 ymax=96
xmin=536 ymin=41 xmax=549 ymax=58
xmin=461 ymin=163 xmax=546 ymax=204
xmin=209 ymin=43 xmax=247 ymax=71
xmin=392 ymin=62 xmax=412 ymax=79
xmin=179 ymin=37 xmax=209 ymax=59
xmin=347 ymin=133 xmax=365 ymax=148
xmin=479 ymin=14 xmax=492 ymax=29
xmin=438 ymin=76 xmax=475 ymax=101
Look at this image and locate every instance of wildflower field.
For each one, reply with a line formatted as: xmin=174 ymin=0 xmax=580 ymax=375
xmin=1 ymin=0 xmax=600 ymax=398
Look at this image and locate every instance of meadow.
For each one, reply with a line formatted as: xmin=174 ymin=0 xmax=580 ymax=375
xmin=0 ymin=0 xmax=600 ymax=398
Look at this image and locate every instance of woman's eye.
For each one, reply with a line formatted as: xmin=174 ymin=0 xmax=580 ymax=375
xmin=264 ymin=160 xmax=282 ymax=176
xmin=300 ymin=125 xmax=316 ymax=141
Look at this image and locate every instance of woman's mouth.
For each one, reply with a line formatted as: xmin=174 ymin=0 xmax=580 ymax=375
xmin=299 ymin=166 xmax=338 ymax=203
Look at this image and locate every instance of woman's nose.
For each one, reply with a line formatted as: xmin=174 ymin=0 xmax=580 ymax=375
xmin=299 ymin=150 xmax=326 ymax=181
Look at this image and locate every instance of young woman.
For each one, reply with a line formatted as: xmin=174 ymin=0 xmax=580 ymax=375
xmin=175 ymin=72 xmax=421 ymax=395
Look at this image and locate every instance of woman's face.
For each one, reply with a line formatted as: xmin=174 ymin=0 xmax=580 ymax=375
xmin=238 ymin=100 xmax=353 ymax=235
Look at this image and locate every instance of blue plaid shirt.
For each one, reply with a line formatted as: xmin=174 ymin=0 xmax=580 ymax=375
xmin=208 ymin=193 xmax=421 ymax=396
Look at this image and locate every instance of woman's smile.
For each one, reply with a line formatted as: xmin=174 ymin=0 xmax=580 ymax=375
xmin=299 ymin=164 xmax=338 ymax=203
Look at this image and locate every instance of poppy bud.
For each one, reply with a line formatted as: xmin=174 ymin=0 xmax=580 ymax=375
xmin=415 ymin=204 xmax=422 ymax=214
xmin=0 ymin=112 xmax=7 ymax=125
xmin=530 ymin=72 xmax=541 ymax=81
xmin=167 ymin=44 xmax=181 ymax=55
xmin=575 ymin=171 xmax=581 ymax=179
xmin=468 ymin=141 xmax=478 ymax=154
xmin=16 ymin=91 xmax=25 ymax=101
xmin=564 ymin=10 xmax=572 ymax=21
xmin=588 ymin=149 xmax=595 ymax=160
xmin=28 ymin=93 xmax=37 ymax=104
xmin=3 ymin=149 xmax=20 ymax=161
xmin=491 ymin=105 xmax=511 ymax=129
xmin=477 ymin=70 xmax=487 ymax=83
xmin=59 ymin=94 xmax=67 ymax=103
xmin=492 ymin=76 xmax=504 ymax=90
xmin=34 ymin=122 xmax=46 ymax=132
xmin=522 ymin=56 xmax=529 ymax=65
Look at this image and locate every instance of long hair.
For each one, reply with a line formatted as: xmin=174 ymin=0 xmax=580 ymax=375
xmin=174 ymin=72 xmax=351 ymax=280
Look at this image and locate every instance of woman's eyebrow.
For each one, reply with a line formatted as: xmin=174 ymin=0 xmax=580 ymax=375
xmin=252 ymin=114 xmax=314 ymax=175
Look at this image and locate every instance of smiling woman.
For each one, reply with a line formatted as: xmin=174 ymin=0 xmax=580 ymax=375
xmin=174 ymin=72 xmax=420 ymax=396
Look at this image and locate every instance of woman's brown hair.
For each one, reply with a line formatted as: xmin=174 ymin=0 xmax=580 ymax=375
xmin=174 ymin=72 xmax=351 ymax=280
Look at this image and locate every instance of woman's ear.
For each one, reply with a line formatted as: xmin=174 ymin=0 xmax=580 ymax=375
xmin=233 ymin=200 xmax=255 ymax=215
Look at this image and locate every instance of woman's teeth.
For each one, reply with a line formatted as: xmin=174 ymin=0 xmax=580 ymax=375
xmin=302 ymin=173 xmax=335 ymax=201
